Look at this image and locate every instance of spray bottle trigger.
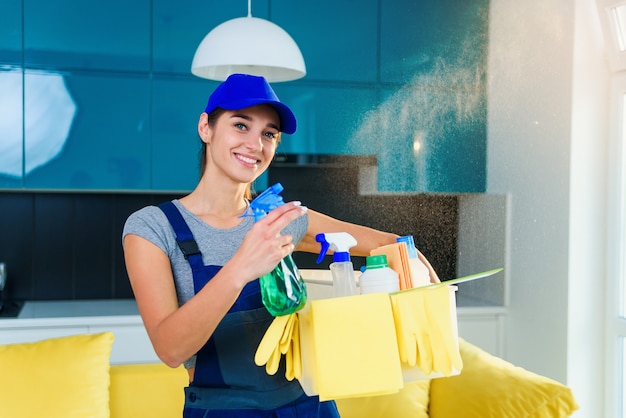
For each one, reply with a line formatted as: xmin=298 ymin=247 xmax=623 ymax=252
xmin=315 ymin=233 xmax=330 ymax=264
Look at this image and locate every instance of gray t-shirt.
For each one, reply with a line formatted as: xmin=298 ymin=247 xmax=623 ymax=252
xmin=122 ymin=199 xmax=308 ymax=368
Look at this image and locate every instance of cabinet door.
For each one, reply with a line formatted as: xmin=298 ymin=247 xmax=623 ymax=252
xmin=457 ymin=314 xmax=503 ymax=357
xmin=24 ymin=73 xmax=151 ymax=190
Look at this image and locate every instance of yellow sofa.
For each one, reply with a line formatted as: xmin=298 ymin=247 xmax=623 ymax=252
xmin=0 ymin=332 xmax=578 ymax=417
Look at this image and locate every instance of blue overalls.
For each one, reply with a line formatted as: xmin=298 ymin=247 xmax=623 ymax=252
xmin=159 ymin=202 xmax=340 ymax=418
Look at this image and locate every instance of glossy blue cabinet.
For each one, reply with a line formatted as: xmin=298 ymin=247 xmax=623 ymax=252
xmin=0 ymin=1 xmax=21 ymax=66
xmin=151 ymin=77 xmax=215 ymax=191
xmin=24 ymin=0 xmax=150 ymax=72
xmin=273 ymin=0 xmax=379 ymax=83
xmin=0 ymin=0 xmax=488 ymax=192
xmin=23 ymin=73 xmax=151 ymax=189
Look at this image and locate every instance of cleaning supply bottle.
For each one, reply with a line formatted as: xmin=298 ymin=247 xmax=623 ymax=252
xmin=359 ymin=254 xmax=400 ymax=294
xmin=246 ymin=183 xmax=307 ymax=316
xmin=315 ymin=232 xmax=358 ymax=297
xmin=396 ymin=235 xmax=431 ymax=287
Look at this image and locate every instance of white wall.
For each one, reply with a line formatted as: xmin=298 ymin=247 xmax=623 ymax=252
xmin=487 ymin=0 xmax=609 ymax=416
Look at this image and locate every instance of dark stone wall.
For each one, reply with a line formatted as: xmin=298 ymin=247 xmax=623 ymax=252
xmin=0 ymin=155 xmax=464 ymax=303
xmin=269 ymin=155 xmax=458 ymax=279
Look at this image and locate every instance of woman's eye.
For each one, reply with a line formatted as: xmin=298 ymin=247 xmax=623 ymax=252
xmin=263 ymin=131 xmax=278 ymax=142
xmin=234 ymin=122 xmax=247 ymax=131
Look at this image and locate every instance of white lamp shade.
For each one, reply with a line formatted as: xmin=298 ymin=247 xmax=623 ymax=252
xmin=191 ymin=16 xmax=306 ymax=82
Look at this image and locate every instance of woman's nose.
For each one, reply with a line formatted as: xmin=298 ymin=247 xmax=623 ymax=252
xmin=245 ymin=132 xmax=264 ymax=150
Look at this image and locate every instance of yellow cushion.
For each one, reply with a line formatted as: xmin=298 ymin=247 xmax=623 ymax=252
xmin=109 ymin=363 xmax=189 ymax=418
xmin=429 ymin=339 xmax=579 ymax=418
xmin=0 ymin=332 xmax=114 ymax=418
xmin=335 ymin=380 xmax=430 ymax=418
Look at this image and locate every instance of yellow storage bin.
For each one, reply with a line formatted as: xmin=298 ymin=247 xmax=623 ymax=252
xmin=296 ymin=285 xmax=461 ymax=401
xmin=298 ymin=293 xmax=404 ymax=400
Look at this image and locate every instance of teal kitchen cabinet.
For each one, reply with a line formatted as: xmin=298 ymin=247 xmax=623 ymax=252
xmin=0 ymin=2 xmax=23 ymax=189
xmin=24 ymin=73 xmax=152 ymax=190
xmin=0 ymin=1 xmax=21 ymax=66
xmin=272 ymin=0 xmax=378 ymax=83
xmin=378 ymin=0 xmax=489 ymax=191
xmin=24 ymin=0 xmax=150 ymax=72
xmin=150 ymin=77 xmax=215 ymax=191
xmin=0 ymin=0 xmax=489 ymax=192
xmin=380 ymin=0 xmax=489 ymax=84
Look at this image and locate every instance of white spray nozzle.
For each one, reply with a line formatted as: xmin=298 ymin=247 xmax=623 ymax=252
xmin=315 ymin=232 xmax=357 ymax=263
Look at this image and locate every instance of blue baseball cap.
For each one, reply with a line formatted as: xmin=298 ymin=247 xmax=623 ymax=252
xmin=204 ymin=74 xmax=297 ymax=134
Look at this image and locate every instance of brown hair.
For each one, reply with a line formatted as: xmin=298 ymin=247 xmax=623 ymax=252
xmin=199 ymin=108 xmax=224 ymax=180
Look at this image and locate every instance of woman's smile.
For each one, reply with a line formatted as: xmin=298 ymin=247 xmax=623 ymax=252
xmin=234 ymin=152 xmax=260 ymax=167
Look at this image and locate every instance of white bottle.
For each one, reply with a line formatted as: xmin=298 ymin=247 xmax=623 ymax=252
xmin=316 ymin=232 xmax=359 ymax=297
xmin=330 ymin=261 xmax=358 ymax=297
xmin=359 ymin=255 xmax=400 ymax=294
xmin=397 ymin=235 xmax=431 ymax=287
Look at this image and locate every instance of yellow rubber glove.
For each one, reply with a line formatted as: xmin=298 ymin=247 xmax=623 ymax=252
xmin=291 ymin=314 xmax=302 ymax=380
xmin=285 ymin=340 xmax=294 ymax=380
xmin=255 ymin=314 xmax=291 ymax=368
xmin=280 ymin=313 xmax=296 ymax=355
xmin=423 ymin=286 xmax=463 ymax=375
xmin=390 ymin=289 xmax=434 ymax=374
xmin=390 ymin=294 xmax=410 ymax=364
xmin=266 ymin=344 xmax=281 ymax=375
xmin=284 ymin=314 xmax=302 ymax=381
xmin=255 ymin=313 xmax=302 ymax=379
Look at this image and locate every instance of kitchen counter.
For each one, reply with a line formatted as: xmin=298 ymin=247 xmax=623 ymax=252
xmin=0 ymin=298 xmax=156 ymax=364
xmin=0 ymin=272 xmax=507 ymax=359
xmin=18 ymin=299 xmax=139 ymax=319
xmin=0 ymin=299 xmax=144 ymax=330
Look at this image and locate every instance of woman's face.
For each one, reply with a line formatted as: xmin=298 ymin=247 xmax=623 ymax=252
xmin=201 ymin=104 xmax=281 ymax=185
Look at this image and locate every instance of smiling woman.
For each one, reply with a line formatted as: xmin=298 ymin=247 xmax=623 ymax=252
xmin=200 ymin=105 xmax=281 ymax=199
xmin=121 ymin=73 xmax=438 ymax=417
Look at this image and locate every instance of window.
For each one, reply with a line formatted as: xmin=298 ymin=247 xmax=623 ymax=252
xmin=610 ymin=4 xmax=626 ymax=51
xmin=598 ymin=1 xmax=626 ymax=70
xmin=607 ymin=72 xmax=626 ymax=418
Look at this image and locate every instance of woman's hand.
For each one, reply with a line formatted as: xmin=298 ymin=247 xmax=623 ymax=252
xmin=228 ymin=201 xmax=308 ymax=285
xmin=417 ymin=249 xmax=441 ymax=283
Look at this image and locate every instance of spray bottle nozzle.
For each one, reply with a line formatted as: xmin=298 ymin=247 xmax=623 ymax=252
xmin=315 ymin=234 xmax=330 ymax=264
xmin=315 ymin=232 xmax=357 ymax=264
xmin=242 ymin=183 xmax=285 ymax=221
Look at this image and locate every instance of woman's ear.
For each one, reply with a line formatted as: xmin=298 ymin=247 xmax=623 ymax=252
xmin=198 ymin=112 xmax=212 ymax=144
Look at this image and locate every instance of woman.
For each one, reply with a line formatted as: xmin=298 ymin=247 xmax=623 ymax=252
xmin=123 ymin=73 xmax=438 ymax=417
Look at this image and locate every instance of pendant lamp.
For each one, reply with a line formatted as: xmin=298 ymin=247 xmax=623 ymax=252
xmin=191 ymin=0 xmax=306 ymax=82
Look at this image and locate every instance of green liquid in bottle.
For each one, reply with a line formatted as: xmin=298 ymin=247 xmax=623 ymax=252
xmin=260 ymin=255 xmax=307 ymax=316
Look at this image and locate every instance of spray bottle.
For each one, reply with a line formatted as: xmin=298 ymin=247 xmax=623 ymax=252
xmin=396 ymin=235 xmax=431 ymax=287
xmin=246 ymin=183 xmax=307 ymax=316
xmin=315 ymin=232 xmax=358 ymax=297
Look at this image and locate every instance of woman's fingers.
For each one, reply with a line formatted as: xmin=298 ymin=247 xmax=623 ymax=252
xmin=256 ymin=201 xmax=308 ymax=237
xmin=417 ymin=250 xmax=440 ymax=283
xmin=231 ymin=201 xmax=307 ymax=281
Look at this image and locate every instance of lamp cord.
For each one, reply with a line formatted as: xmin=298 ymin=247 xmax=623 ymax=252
xmin=247 ymin=0 xmax=252 ymax=17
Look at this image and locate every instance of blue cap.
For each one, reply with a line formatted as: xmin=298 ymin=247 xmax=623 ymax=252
xmin=397 ymin=235 xmax=418 ymax=259
xmin=204 ymin=73 xmax=297 ymax=134
xmin=333 ymin=252 xmax=350 ymax=262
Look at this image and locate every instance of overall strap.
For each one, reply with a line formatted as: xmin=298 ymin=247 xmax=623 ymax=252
xmin=158 ymin=201 xmax=205 ymax=287
xmin=157 ymin=201 xmax=303 ymax=404
xmin=158 ymin=201 xmax=227 ymax=387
